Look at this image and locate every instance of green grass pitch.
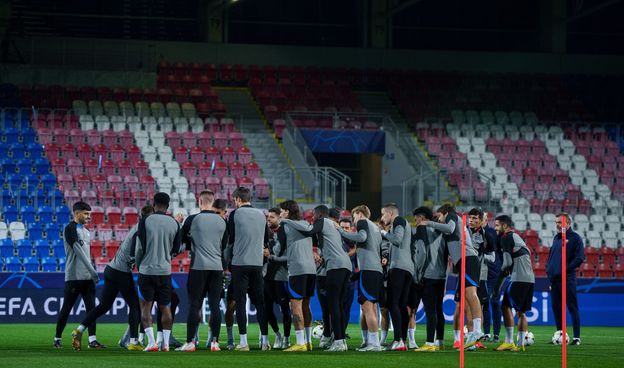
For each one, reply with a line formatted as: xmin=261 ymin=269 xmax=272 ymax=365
xmin=0 ymin=324 xmax=622 ymax=368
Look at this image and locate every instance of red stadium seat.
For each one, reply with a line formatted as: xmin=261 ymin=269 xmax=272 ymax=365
xmin=113 ymin=224 xmax=130 ymax=241
xmin=238 ymin=177 xmax=253 ymax=191
xmin=238 ymin=147 xmax=252 ymax=165
xmin=254 ymin=178 xmax=270 ymax=199
xmin=105 ymin=240 xmax=120 ymax=257
xmin=106 ymin=207 xmax=122 ymax=225
xmin=206 ymin=146 xmax=220 ymax=163
xmin=90 ymin=240 xmax=103 ymax=258
xmin=579 ymin=263 xmax=596 ymax=278
xmin=245 ymin=162 xmax=260 ymax=179
xmin=600 ymin=248 xmax=616 ymax=265
xmin=597 ymin=264 xmax=613 ymax=279
xmin=230 ymin=162 xmax=244 ymax=180
xmin=222 ymin=146 xmax=236 ymax=165
xmin=205 ymin=177 xmax=221 ymax=193
xmin=90 ymin=206 xmax=105 ymax=225
xmin=123 ymin=207 xmax=138 ymax=225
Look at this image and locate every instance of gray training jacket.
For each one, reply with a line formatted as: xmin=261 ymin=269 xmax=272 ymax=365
xmin=109 ymin=225 xmax=137 ymax=273
xmin=282 ymin=218 xmax=352 ymax=273
xmin=338 ymin=218 xmax=383 ymax=273
xmin=383 ymin=216 xmax=415 ymax=275
xmin=423 ymin=228 xmax=448 ymax=280
xmin=63 ymin=221 xmax=98 ymax=282
xmin=228 ymin=205 xmax=270 ymax=267
xmin=501 ymin=232 xmax=535 ymax=284
xmin=181 ymin=210 xmax=228 ymax=271
xmin=136 ymin=212 xmax=181 ymax=276
xmin=411 ymin=224 xmax=428 ymax=283
xmin=281 ymin=219 xmax=316 ymax=276
xmin=427 ymin=213 xmax=476 ymax=265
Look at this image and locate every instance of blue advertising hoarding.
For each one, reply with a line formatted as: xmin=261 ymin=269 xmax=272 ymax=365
xmin=0 ymin=272 xmax=622 ymax=327
xmin=300 ymin=129 xmax=385 ymax=153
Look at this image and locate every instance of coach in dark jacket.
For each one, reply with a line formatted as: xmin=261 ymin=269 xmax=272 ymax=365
xmin=546 ymin=212 xmax=584 ymax=345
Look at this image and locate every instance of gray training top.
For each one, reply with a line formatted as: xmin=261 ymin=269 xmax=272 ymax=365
xmin=411 ymin=224 xmax=428 ymax=283
xmin=136 ymin=212 xmax=181 ymax=276
xmin=281 ymin=219 xmax=316 ymax=276
xmin=181 ymin=210 xmax=228 ymax=271
xmin=501 ymin=232 xmax=535 ymax=283
xmin=63 ymin=221 xmax=98 ymax=282
xmin=109 ymin=224 xmax=137 ymax=273
xmin=282 ymin=218 xmax=352 ymax=273
xmin=423 ymin=227 xmax=447 ymax=280
xmin=338 ymin=218 xmax=383 ymax=273
xmin=427 ymin=213 xmax=476 ymax=265
xmin=228 ymin=205 xmax=270 ymax=267
xmin=383 ymin=216 xmax=415 ymax=275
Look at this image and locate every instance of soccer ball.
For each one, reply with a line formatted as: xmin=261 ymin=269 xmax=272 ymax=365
xmin=518 ymin=331 xmax=535 ymax=346
xmin=312 ymin=325 xmax=324 ymax=339
xmin=552 ymin=330 xmax=569 ymax=345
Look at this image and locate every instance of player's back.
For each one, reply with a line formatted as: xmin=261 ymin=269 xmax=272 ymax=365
xmin=188 ymin=211 xmax=227 ymax=271
xmin=109 ymin=224 xmax=137 ymax=273
xmin=284 ymin=219 xmax=315 ymax=276
xmin=356 ymin=218 xmax=383 ymax=273
xmin=509 ymin=232 xmax=535 ymax=284
xmin=138 ymin=212 xmax=180 ymax=276
xmin=319 ymin=218 xmax=352 ymax=271
xmin=230 ymin=205 xmax=267 ymax=267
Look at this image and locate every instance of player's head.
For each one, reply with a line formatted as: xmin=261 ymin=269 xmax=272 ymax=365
xmin=328 ymin=207 xmax=341 ymax=222
xmin=313 ymin=205 xmax=329 ymax=221
xmin=198 ymin=190 xmax=215 ymax=210
xmin=494 ymin=214 xmax=513 ymax=235
xmin=412 ymin=206 xmax=433 ymax=225
xmin=351 ymin=205 xmax=371 ymax=223
xmin=72 ymin=201 xmax=92 ymax=224
xmin=153 ymin=192 xmax=170 ymax=212
xmin=436 ymin=203 xmax=455 ymax=222
xmin=212 ymin=199 xmax=228 ymax=218
xmin=339 ymin=218 xmax=353 ymax=232
xmin=279 ymin=200 xmax=301 ymax=220
xmin=468 ymin=207 xmax=484 ymax=229
xmin=140 ymin=205 xmax=154 ymax=218
xmin=555 ymin=212 xmax=571 ymax=233
xmin=267 ymin=207 xmax=281 ymax=229
xmin=380 ymin=202 xmax=399 ymax=225
xmin=232 ymin=187 xmax=252 ymax=208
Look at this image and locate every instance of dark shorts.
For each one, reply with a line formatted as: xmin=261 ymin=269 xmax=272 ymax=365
xmin=407 ymin=282 xmax=424 ymax=309
xmin=358 ymin=270 xmax=383 ymax=304
xmin=453 ymin=256 xmax=481 ymax=301
xmin=503 ymin=281 xmax=534 ymax=313
xmin=138 ymin=274 xmax=172 ymax=306
xmin=288 ymin=274 xmax=316 ymax=299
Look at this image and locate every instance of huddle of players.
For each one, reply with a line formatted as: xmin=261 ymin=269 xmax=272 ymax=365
xmin=57 ymin=186 xmax=535 ymax=353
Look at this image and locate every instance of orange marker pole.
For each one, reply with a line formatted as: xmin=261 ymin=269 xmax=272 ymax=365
xmin=562 ymin=216 xmax=567 ymax=368
xmin=459 ymin=213 xmax=467 ymax=368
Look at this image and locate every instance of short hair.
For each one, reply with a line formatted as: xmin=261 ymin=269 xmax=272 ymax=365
xmin=328 ymin=208 xmax=341 ymax=221
xmin=199 ymin=190 xmax=215 ymax=201
xmin=212 ymin=199 xmax=228 ymax=211
xmin=382 ymin=202 xmax=399 ymax=214
xmin=351 ymin=205 xmax=371 ymax=219
xmin=468 ymin=207 xmax=484 ymax=218
xmin=232 ymin=187 xmax=251 ymax=202
xmin=314 ymin=205 xmax=329 ymax=218
xmin=153 ymin=192 xmax=170 ymax=208
xmin=72 ymin=201 xmax=91 ymax=212
xmin=141 ymin=205 xmax=154 ymax=217
xmin=495 ymin=214 xmax=513 ymax=228
xmin=437 ymin=203 xmax=456 ymax=215
xmin=339 ymin=218 xmax=352 ymax=225
xmin=556 ymin=212 xmax=571 ymax=224
xmin=412 ymin=206 xmax=433 ymax=220
xmin=279 ymin=200 xmax=302 ymax=220
xmin=268 ymin=207 xmax=281 ymax=216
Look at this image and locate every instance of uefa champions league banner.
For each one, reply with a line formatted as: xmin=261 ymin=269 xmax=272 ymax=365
xmin=299 ymin=129 xmax=386 ymax=153
xmin=0 ymin=272 xmax=623 ymax=327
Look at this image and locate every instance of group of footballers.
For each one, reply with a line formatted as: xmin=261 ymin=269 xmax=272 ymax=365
xmin=52 ymin=186 xmax=535 ymax=353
